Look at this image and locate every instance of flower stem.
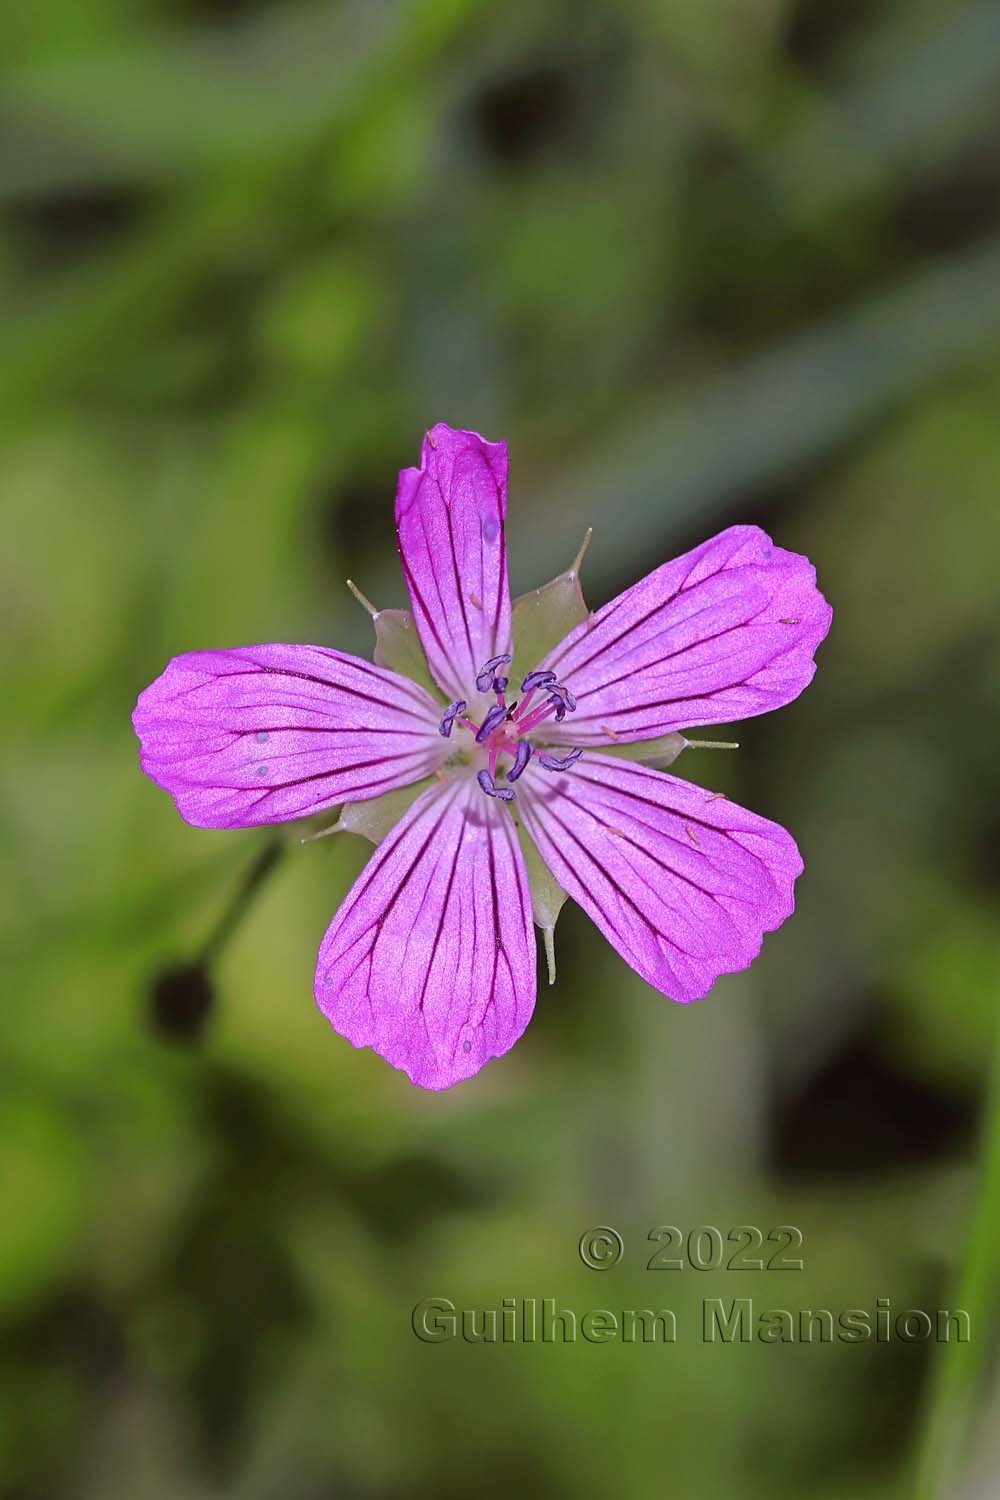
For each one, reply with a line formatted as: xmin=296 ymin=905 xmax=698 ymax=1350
xmin=914 ymin=982 xmax=1000 ymax=1498
xmin=199 ymin=837 xmax=285 ymax=965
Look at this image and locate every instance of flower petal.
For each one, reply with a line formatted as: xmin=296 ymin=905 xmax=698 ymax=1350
xmin=133 ymin=644 xmax=448 ymax=829
xmin=316 ymin=776 xmax=535 ymax=1090
xmin=518 ymin=753 xmax=802 ymax=1002
xmin=395 ymin=423 xmax=511 ymax=703
xmin=537 ymin=526 xmax=832 ymax=743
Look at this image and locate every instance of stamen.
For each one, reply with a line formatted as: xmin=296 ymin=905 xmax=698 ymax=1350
xmin=537 ymin=749 xmax=583 ymax=772
xmin=438 ymin=699 xmax=467 ymax=738
xmin=548 ymin=681 xmax=577 ymax=712
xmin=516 ymin=673 xmax=578 ymax=734
xmin=493 ymin=676 xmax=509 ymax=695
xmin=475 ymin=704 xmax=509 ymax=742
xmin=475 ymin=653 xmax=513 ymax=692
xmin=521 ymin=669 xmax=557 ymax=693
xmin=477 ymin=769 xmax=516 ymax=802
xmin=516 ymin=696 xmax=563 ymax=735
xmin=507 ymin=741 xmax=532 ymax=783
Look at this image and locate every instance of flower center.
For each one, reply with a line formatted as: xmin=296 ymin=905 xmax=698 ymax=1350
xmin=438 ymin=655 xmax=582 ymax=801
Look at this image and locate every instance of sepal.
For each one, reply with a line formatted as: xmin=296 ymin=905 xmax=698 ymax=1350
xmin=602 ymin=732 xmax=687 ymax=770
xmin=372 ymin=608 xmax=440 ymax=698
xmin=515 ymin=818 xmax=569 ymax=985
xmin=511 ymin=534 xmax=591 ymax=676
xmin=338 ymin=776 xmax=434 ymax=845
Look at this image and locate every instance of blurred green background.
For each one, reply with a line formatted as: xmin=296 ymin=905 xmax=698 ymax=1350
xmin=3 ymin=0 xmax=1000 ymax=1496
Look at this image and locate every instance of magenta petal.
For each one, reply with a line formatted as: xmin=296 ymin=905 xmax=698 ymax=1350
xmin=395 ymin=423 xmax=511 ymax=703
xmin=132 ymin=644 xmax=448 ymax=828
xmin=538 ymin=526 xmax=832 ymax=743
xmin=316 ymin=777 xmax=535 ymax=1090
xmin=518 ymin=753 xmax=802 ymax=1002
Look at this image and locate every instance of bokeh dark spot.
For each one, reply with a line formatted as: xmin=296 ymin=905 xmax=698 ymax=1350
xmin=470 ymin=65 xmax=577 ymax=167
xmin=3 ymin=185 xmax=149 ymax=272
xmin=14 ymin=1285 xmax=126 ymax=1385
xmin=895 ymin=143 xmax=1000 ymax=253
xmin=149 ymin=962 xmax=216 ymax=1043
xmin=771 ymin=1020 xmax=975 ymax=1177
xmin=320 ymin=473 xmax=394 ymax=577
xmin=784 ymin=0 xmax=881 ymax=72
xmin=171 ymin=0 xmax=271 ymax=19
xmin=347 ymin=1152 xmax=493 ymax=1241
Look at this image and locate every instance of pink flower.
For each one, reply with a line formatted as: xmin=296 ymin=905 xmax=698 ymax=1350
xmin=133 ymin=423 xmax=831 ymax=1090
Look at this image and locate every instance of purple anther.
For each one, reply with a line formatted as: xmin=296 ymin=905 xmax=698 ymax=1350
xmin=493 ymin=676 xmax=509 ymax=694
xmin=521 ymin=669 xmax=557 ymax=693
xmin=506 ymin=740 xmax=532 ymax=783
xmin=438 ymin=699 xmax=467 ymax=737
xmin=548 ymin=681 xmax=577 ymax=712
xmin=547 ymin=695 xmax=567 ymax=723
xmin=475 ymin=704 xmax=509 ymax=743
xmin=537 ymin=748 xmax=583 ymax=772
xmin=477 ymin=769 xmax=516 ymax=801
xmin=475 ymin=653 xmax=513 ymax=692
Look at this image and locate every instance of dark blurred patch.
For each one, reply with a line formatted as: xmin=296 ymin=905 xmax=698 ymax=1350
xmin=895 ymin=142 xmax=1000 ymax=253
xmin=11 ymin=1284 xmax=127 ymax=1386
xmin=347 ymin=1153 xmax=494 ymax=1241
xmin=784 ymin=0 xmax=881 ymax=72
xmin=164 ymin=1070 xmax=316 ymax=1474
xmin=525 ymin=899 xmax=597 ymax=1032
xmin=388 ymin=1450 xmax=563 ymax=1500
xmin=149 ymin=846 xmax=285 ymax=1046
xmin=751 ymin=1271 xmax=943 ymax=1488
xmin=678 ymin=133 xmax=892 ymax=345
xmin=149 ymin=961 xmax=216 ymax=1043
xmin=470 ymin=64 xmax=579 ymax=168
xmin=849 ymin=1285 xmax=942 ymax=1457
xmin=159 ymin=1067 xmax=497 ymax=1474
xmin=771 ymin=1019 xmax=976 ymax=1177
xmin=3 ymin=185 xmax=150 ymax=273
xmin=826 ymin=1265 xmax=954 ymax=1478
xmin=970 ymin=804 xmax=1000 ymax=891
xmin=0 ymin=1286 xmax=128 ymax=1500
xmin=320 ymin=474 xmax=394 ymax=579
xmin=172 ymin=0 xmax=265 ymax=18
